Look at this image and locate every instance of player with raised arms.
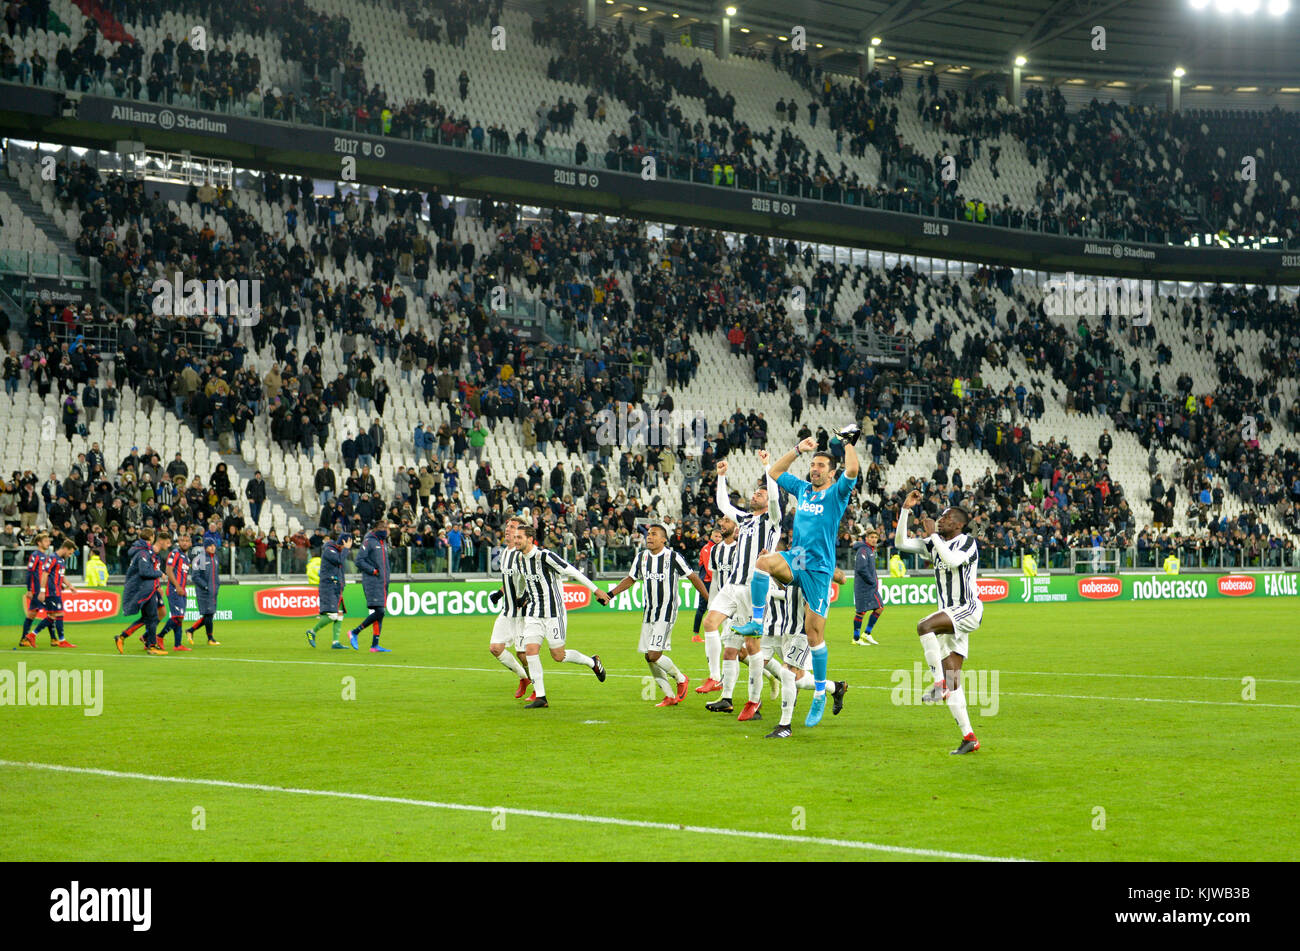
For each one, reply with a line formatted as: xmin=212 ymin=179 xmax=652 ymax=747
xmin=702 ymin=457 xmax=779 ymax=720
xmin=894 ymin=488 xmax=983 ymax=754
xmin=731 ymin=426 xmax=860 ymax=727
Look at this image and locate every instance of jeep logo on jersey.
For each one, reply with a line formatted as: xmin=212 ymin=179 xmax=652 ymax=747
xmin=27 ymin=590 xmax=121 ymax=621
xmin=255 ymin=586 xmax=321 ymax=617
xmin=1217 ymin=575 xmax=1255 ymax=597
xmin=1078 ymin=577 xmax=1122 ymax=599
xmin=797 ymin=500 xmax=825 ymax=515
xmin=561 ymin=585 xmax=591 ymax=609
xmin=976 ymin=578 xmax=1008 ymax=601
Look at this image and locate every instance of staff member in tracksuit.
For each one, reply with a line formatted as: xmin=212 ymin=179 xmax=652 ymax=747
xmin=693 ymin=527 xmax=722 ymax=639
xmin=348 ymin=518 xmax=392 ymax=653
xmin=186 ymin=538 xmax=222 ymax=646
xmin=307 ymin=532 xmax=353 ymax=649
xmin=851 ymin=526 xmax=884 ymax=645
xmin=116 ymin=528 xmax=167 ymax=655
xmin=159 ymin=531 xmax=194 ymax=650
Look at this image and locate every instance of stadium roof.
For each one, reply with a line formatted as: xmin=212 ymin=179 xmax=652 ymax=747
xmin=603 ymin=1 xmax=1300 ymax=90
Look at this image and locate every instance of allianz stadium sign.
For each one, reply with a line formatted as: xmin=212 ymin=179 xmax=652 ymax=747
xmin=108 ymin=103 xmax=229 ymax=134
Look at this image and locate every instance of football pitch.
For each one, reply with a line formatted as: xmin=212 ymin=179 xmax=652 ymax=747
xmin=1 ymin=599 xmax=1296 ymax=862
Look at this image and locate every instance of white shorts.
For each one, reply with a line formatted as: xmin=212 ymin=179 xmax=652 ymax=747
xmin=521 ymin=615 xmax=566 ymax=649
xmin=925 ymin=601 xmax=982 ymax=659
xmin=781 ymin=633 xmax=811 ymax=670
xmin=638 ymin=619 xmax=672 ymax=653
xmin=721 ymin=613 xmax=754 ymax=650
xmin=710 ymin=583 xmax=753 ymax=624
xmin=490 ymin=614 xmax=523 ymax=649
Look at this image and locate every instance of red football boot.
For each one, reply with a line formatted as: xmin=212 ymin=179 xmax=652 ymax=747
xmin=514 ymin=678 xmax=531 ymax=699
xmin=694 ymin=677 xmax=722 ymax=694
xmin=737 ymin=701 xmax=761 ymax=722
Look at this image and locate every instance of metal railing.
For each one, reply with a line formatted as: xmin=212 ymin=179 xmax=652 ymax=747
xmin=1 ymin=540 xmax=1290 ymax=588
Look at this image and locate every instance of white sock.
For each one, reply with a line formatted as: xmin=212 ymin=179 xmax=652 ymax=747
xmin=526 ymin=653 xmax=546 ymax=698
xmin=496 ymin=650 xmax=525 ymax=678
xmin=918 ymin=632 xmax=946 ymax=687
xmin=779 ymin=667 xmax=797 ymax=726
xmin=746 ymin=652 xmax=764 ymax=703
xmin=704 ymin=631 xmax=722 ymax=680
xmin=765 ymin=656 xmax=784 ymax=680
xmin=795 ymin=672 xmax=816 ymax=690
xmin=647 ymin=659 xmax=673 ymax=698
xmin=655 ymin=654 xmax=684 ymax=683
xmin=721 ymin=657 xmax=740 ymax=700
xmin=947 ymin=684 xmax=974 ymax=736
xmin=562 ymin=649 xmax=595 ymax=668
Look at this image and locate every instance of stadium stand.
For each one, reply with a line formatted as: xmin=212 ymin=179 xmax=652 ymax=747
xmin=3 ymin=1 xmax=1300 ymax=579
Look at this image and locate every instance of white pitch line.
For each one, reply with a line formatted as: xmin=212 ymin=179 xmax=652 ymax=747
xmin=851 ymin=666 xmax=1300 ymax=685
xmin=847 ymin=684 xmax=1300 ymax=710
xmin=0 ymin=760 xmax=1029 ymax=863
xmin=16 ymin=652 xmax=1300 ymax=708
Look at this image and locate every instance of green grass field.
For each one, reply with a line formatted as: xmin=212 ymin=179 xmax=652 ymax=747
xmin=1 ymin=599 xmax=1296 ymax=861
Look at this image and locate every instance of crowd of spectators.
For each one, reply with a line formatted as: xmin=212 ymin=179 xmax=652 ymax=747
xmin=5 ymin=150 xmax=1299 ymax=576
xmin=7 ymin=0 xmax=1300 ymax=245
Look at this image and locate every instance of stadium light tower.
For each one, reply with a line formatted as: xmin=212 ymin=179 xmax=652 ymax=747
xmin=719 ymin=4 xmax=737 ymax=59
xmin=1172 ymin=66 xmax=1186 ymax=112
xmin=862 ymin=33 xmax=882 ymax=76
xmin=1012 ymin=55 xmax=1027 ymax=107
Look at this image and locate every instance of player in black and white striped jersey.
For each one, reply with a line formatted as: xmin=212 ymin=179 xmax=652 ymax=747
xmin=894 ymin=489 xmax=983 ymax=754
xmin=488 ymin=517 xmax=534 ymax=700
xmin=761 ymin=531 xmax=849 ymax=739
xmin=605 ymin=523 xmax=710 ymax=707
xmin=695 ymin=521 xmax=737 ymax=693
xmin=512 ymin=520 xmax=612 ymax=708
xmin=702 ymin=455 xmax=780 ymax=720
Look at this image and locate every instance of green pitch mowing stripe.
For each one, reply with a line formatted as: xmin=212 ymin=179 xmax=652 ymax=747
xmin=1 ymin=599 xmax=1297 ymax=861
xmin=0 ymin=760 xmax=1029 ymax=862
xmin=47 ymin=651 xmax=1300 ymax=708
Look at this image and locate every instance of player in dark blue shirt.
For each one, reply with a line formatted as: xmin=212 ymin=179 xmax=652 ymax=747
xmin=852 ymin=527 xmax=883 ymax=645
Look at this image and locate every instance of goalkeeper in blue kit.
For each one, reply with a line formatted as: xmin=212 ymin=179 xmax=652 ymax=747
xmin=732 ymin=424 xmax=860 ymax=729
